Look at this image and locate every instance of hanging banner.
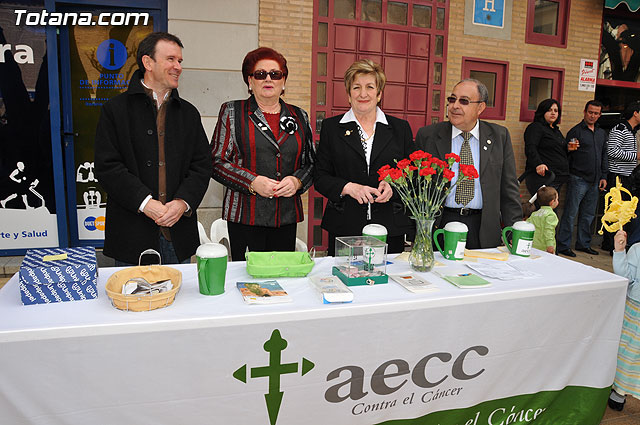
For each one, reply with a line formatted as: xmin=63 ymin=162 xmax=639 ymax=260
xmin=0 ymin=3 xmax=59 ymax=250
xmin=66 ymin=21 xmax=152 ymax=240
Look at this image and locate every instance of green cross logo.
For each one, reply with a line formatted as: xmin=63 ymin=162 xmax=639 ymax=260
xmin=233 ymin=329 xmax=314 ymax=425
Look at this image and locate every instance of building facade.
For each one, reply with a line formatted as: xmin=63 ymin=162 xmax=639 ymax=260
xmin=0 ymin=0 xmax=638 ymax=253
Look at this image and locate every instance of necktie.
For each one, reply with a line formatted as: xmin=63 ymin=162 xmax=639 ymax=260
xmin=455 ymin=131 xmax=474 ymax=206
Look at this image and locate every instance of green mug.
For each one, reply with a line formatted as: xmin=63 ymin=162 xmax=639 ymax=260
xmin=502 ymin=221 xmax=536 ymax=257
xmin=362 ymin=224 xmax=387 ymax=242
xmin=196 ymin=243 xmax=228 ymax=295
xmin=434 ymin=221 xmax=468 ymax=260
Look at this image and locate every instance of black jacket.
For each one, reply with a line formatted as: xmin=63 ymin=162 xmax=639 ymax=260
xmin=566 ymin=120 xmax=608 ymax=183
xmin=314 ymin=113 xmax=415 ymax=237
xmin=211 ymin=96 xmax=315 ymax=227
xmin=94 ymin=70 xmax=211 ymax=263
xmin=524 ymin=121 xmax=569 ymax=177
xmin=415 ymin=120 xmax=522 ymax=248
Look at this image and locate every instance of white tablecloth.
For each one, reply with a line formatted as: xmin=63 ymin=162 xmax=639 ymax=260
xmin=0 ymin=251 xmax=628 ymax=425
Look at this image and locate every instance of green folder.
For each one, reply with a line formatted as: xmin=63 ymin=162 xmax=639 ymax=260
xmin=436 ymin=270 xmax=491 ymax=288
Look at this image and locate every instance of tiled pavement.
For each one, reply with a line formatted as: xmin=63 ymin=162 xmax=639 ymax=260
xmin=1 ymin=247 xmax=640 ymax=422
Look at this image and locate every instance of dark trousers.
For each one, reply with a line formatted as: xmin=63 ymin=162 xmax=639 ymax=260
xmin=227 ymin=222 xmax=297 ymax=261
xmin=327 ymin=232 xmax=405 ymax=257
xmin=439 ymin=209 xmax=482 ymax=249
xmin=556 ymin=175 xmax=599 ymax=251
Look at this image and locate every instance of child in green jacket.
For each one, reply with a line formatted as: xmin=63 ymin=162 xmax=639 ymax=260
xmin=526 ymin=186 xmax=559 ymax=254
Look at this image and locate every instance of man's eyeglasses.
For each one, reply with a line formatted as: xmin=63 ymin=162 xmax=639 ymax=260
xmin=447 ymin=96 xmax=484 ymax=106
xmin=250 ymin=70 xmax=284 ymax=80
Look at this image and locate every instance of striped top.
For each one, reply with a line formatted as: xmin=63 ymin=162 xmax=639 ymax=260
xmin=607 ymin=121 xmax=638 ymax=176
xmin=211 ymin=96 xmax=315 ymax=227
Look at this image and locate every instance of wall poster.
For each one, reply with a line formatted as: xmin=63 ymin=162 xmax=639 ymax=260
xmin=0 ymin=2 xmax=58 ymax=250
xmin=66 ymin=20 xmax=152 ymax=240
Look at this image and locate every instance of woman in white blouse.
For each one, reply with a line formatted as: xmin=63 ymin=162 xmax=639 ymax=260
xmin=314 ymin=59 xmax=415 ymax=255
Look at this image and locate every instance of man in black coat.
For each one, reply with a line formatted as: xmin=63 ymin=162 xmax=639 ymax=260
xmin=95 ymin=32 xmax=211 ymax=264
xmin=415 ymin=79 xmax=521 ymax=249
xmin=556 ymin=100 xmax=608 ymax=257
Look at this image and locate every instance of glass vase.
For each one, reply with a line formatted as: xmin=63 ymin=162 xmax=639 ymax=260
xmin=410 ymin=218 xmax=435 ymax=272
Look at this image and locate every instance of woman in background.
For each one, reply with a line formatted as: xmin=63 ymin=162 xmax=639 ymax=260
xmin=524 ymin=98 xmax=576 ymax=197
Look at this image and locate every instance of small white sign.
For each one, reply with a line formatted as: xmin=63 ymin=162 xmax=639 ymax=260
xmin=579 ymin=59 xmax=597 ymax=92
xmin=77 ymin=208 xmax=106 ymax=240
xmin=0 ymin=208 xmax=59 ymax=249
xmin=515 ymin=239 xmax=533 ymax=256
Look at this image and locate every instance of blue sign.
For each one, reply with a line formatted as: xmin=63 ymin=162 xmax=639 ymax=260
xmin=473 ymin=0 xmax=505 ymax=28
xmin=96 ymin=39 xmax=127 ymax=70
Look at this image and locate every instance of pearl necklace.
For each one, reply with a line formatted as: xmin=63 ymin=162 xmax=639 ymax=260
xmin=258 ymin=103 xmax=281 ymax=114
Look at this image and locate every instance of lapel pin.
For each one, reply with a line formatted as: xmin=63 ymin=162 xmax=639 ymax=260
xmin=487 ymin=140 xmax=492 ymax=144
xmin=345 ymin=130 xmax=352 ymax=136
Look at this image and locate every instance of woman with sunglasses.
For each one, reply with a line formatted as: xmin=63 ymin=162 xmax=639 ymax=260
xmin=314 ymin=59 xmax=414 ymax=255
xmin=211 ymin=47 xmax=315 ymax=260
xmin=524 ymin=98 xmax=573 ymax=197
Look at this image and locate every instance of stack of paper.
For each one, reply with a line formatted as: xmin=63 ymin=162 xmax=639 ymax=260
xmin=465 ymin=262 xmax=541 ymax=280
xmin=463 ymin=249 xmax=509 ymax=261
xmin=309 ymin=276 xmax=353 ymax=303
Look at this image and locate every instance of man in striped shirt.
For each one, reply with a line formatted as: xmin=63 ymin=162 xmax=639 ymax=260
xmin=603 ymin=101 xmax=640 ymax=252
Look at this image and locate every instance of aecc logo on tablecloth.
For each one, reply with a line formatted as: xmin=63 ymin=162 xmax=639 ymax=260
xmin=233 ymin=329 xmax=315 ymax=425
xmin=234 ymin=329 xmax=489 ymax=424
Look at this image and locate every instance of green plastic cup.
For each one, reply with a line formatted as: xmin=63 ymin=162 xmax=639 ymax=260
xmin=502 ymin=221 xmax=536 ymax=257
xmin=196 ymin=243 xmax=228 ymax=295
xmin=434 ymin=221 xmax=468 ymax=260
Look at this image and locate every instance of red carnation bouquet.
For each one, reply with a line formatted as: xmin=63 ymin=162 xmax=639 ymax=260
xmin=378 ymin=150 xmax=478 ymax=221
xmin=377 ymin=150 xmax=478 ymax=271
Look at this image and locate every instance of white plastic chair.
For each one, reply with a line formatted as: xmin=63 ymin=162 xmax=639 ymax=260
xmin=209 ymin=218 xmax=306 ymax=255
xmin=295 ymin=238 xmax=307 ymax=252
xmin=197 ymin=221 xmax=212 ymax=244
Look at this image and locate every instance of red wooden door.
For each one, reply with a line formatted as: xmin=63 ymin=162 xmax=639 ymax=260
xmin=309 ymin=0 xmax=449 ymax=251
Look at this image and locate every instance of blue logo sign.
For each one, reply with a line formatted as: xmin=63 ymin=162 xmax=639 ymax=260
xmin=96 ymin=39 xmax=127 ymax=70
xmin=84 ymin=216 xmax=96 ymax=231
xmin=473 ymin=0 xmax=505 ymax=28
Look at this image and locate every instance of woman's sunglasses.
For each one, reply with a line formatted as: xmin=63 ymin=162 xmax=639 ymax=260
xmin=446 ymin=96 xmax=484 ymax=106
xmin=250 ymin=70 xmax=284 ymax=80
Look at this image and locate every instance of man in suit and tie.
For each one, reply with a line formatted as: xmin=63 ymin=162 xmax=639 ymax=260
xmin=415 ymin=79 xmax=521 ymax=248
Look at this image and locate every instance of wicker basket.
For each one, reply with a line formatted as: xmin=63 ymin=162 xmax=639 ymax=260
xmin=105 ymin=250 xmax=182 ymax=312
